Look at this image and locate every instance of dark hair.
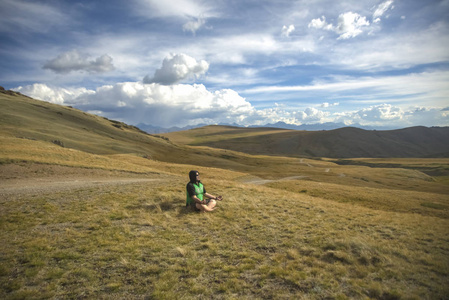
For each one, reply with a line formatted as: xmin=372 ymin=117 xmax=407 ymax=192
xmin=189 ymin=170 xmax=199 ymax=183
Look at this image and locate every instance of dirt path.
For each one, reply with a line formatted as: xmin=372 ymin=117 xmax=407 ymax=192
xmin=0 ymin=164 xmax=163 ymax=196
xmin=0 ymin=177 xmax=161 ymax=195
xmin=299 ymin=158 xmax=314 ymax=167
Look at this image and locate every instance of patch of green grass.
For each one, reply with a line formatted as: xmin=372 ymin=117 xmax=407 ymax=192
xmin=420 ymin=202 xmax=447 ymax=210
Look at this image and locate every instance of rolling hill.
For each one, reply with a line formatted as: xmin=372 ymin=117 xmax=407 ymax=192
xmin=0 ymin=87 xmax=176 ymax=158
xmin=164 ymin=124 xmax=449 ymax=158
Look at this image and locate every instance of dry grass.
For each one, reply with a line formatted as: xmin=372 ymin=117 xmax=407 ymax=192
xmin=164 ymin=125 xmax=289 ymax=145
xmin=1 ymin=157 xmax=448 ymax=299
xmin=1 ymin=169 xmax=448 ymax=299
xmin=1 ymin=91 xmax=449 ymax=299
xmin=265 ymin=179 xmax=448 ymax=218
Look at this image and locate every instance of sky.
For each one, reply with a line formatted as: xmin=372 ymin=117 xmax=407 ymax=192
xmin=1 ymin=0 xmax=449 ymax=129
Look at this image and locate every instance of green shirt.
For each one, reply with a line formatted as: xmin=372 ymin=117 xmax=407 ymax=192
xmin=186 ymin=182 xmax=205 ymax=205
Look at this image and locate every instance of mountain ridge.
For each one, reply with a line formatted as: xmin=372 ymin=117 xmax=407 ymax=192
xmin=136 ymin=121 xmax=399 ymax=134
xmin=164 ymin=124 xmax=449 ymax=158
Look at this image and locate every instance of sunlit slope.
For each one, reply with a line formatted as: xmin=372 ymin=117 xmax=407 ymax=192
xmin=164 ymin=125 xmax=289 ymax=145
xmin=165 ymin=125 xmax=449 ymax=158
xmin=0 ymin=90 xmax=242 ymax=167
xmin=0 ymin=89 xmax=181 ymax=159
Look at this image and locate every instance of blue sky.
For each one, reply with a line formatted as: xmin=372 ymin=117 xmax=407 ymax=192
xmin=1 ymin=0 xmax=448 ymax=128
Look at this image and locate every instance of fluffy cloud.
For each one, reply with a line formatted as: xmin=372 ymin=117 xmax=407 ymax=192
xmin=295 ymin=107 xmax=330 ymax=123
xmin=143 ymin=53 xmax=209 ymax=85
xmin=309 ymin=12 xmax=370 ymax=39
xmin=332 ymin=104 xmax=402 ymax=126
xmin=335 ymin=12 xmax=370 ymax=39
xmin=15 ymin=82 xmax=254 ymax=127
xmin=308 ymin=2 xmax=394 ymax=40
xmin=309 ymin=8 xmax=387 ymax=39
xmin=281 ymin=24 xmax=295 ymax=37
xmin=13 ymin=81 xmax=336 ymax=128
xmin=355 ymin=104 xmax=403 ymax=121
xmin=308 ymin=16 xmax=333 ymax=31
xmin=14 ymin=83 xmax=94 ymax=105
xmin=43 ymin=50 xmax=115 ymax=74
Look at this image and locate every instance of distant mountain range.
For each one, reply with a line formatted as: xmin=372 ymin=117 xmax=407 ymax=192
xmin=136 ymin=121 xmax=397 ymax=134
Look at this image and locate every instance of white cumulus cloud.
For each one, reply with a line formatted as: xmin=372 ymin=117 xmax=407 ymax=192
xmin=14 ymin=82 xmax=255 ymax=128
xmin=43 ymin=50 xmax=115 ymax=74
xmin=308 ymin=16 xmax=333 ymax=31
xmin=309 ymin=12 xmax=371 ymax=39
xmin=356 ymin=103 xmax=403 ymax=121
xmin=143 ymin=53 xmax=209 ymax=85
xmin=335 ymin=12 xmax=370 ymax=39
xmin=13 ymin=83 xmax=94 ymax=105
xmin=295 ymin=107 xmax=330 ymax=123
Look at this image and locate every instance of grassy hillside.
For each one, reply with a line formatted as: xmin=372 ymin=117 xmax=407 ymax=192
xmin=164 ymin=125 xmax=449 ymax=158
xmin=1 ymin=88 xmax=449 ymax=299
xmin=0 ymin=88 xmax=184 ymax=160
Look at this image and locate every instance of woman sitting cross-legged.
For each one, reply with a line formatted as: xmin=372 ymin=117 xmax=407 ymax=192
xmin=186 ymin=170 xmax=223 ymax=212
